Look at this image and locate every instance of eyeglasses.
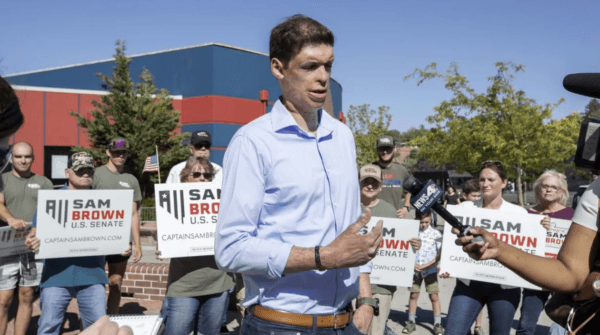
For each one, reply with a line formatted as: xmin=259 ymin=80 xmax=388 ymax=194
xmin=194 ymin=142 xmax=211 ymax=150
xmin=377 ymin=146 xmax=394 ymax=153
xmin=540 ymin=185 xmax=559 ymax=192
xmin=192 ymin=172 xmax=213 ymax=179
xmin=481 ymin=160 xmax=504 ymax=169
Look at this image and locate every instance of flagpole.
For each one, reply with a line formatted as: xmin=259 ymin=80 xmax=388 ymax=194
xmin=155 ymin=145 xmax=161 ymax=184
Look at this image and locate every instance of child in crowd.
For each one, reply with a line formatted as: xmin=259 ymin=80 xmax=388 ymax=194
xmin=403 ymin=211 xmax=444 ymax=335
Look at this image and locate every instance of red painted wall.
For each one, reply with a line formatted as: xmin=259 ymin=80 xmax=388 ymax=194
xmin=45 ymin=92 xmax=78 ymax=146
xmin=181 ymin=96 xmax=264 ymax=125
xmin=13 ymin=90 xmax=45 ymax=175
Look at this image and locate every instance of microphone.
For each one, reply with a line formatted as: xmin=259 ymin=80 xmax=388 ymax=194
xmin=563 ymin=73 xmax=600 ymax=99
xmin=402 ymin=176 xmax=485 ymax=243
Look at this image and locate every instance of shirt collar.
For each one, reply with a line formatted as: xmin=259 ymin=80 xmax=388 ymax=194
xmin=270 ymin=97 xmax=335 ymax=140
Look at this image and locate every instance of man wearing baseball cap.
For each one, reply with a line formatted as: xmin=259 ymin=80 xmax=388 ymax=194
xmin=91 ymin=137 xmax=142 ymax=314
xmin=25 ymin=152 xmax=131 ymax=334
xmin=166 ymin=130 xmax=222 ymax=184
xmin=373 ymin=135 xmax=413 ymax=219
xmin=359 ymin=164 xmax=421 ymax=335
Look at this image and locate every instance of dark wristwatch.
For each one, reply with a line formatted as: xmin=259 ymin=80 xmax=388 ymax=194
xmin=404 ymin=206 xmax=411 ymax=212
xmin=356 ymin=297 xmax=379 ymax=316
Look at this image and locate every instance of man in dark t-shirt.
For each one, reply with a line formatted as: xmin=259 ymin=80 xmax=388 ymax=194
xmin=0 ymin=142 xmax=52 ymax=335
xmin=91 ymin=137 xmax=142 ymax=315
xmin=373 ymin=135 xmax=413 ymax=219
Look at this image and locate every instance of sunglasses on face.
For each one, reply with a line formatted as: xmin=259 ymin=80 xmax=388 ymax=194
xmin=360 ymin=179 xmax=381 ymax=188
xmin=194 ymin=142 xmax=211 ymax=150
xmin=192 ymin=172 xmax=213 ymax=179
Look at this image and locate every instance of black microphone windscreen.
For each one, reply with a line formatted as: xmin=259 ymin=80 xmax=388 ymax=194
xmin=563 ymin=73 xmax=600 ymax=99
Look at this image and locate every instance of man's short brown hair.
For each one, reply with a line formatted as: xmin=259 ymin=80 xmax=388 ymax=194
xmin=462 ymin=179 xmax=480 ymax=195
xmin=270 ymin=14 xmax=334 ymax=68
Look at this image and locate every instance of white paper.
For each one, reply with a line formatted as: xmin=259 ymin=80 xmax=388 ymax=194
xmin=0 ymin=225 xmax=33 ymax=257
xmin=365 ymin=216 xmax=419 ymax=287
xmin=440 ymin=205 xmax=546 ymax=290
xmin=545 ymin=218 xmax=572 ymax=259
xmin=155 ymin=182 xmax=220 ymax=258
xmin=35 ymin=189 xmax=133 ymax=259
xmin=109 ymin=315 xmax=162 ymax=335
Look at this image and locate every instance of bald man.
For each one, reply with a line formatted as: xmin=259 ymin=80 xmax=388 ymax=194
xmin=0 ymin=142 xmax=53 ymax=335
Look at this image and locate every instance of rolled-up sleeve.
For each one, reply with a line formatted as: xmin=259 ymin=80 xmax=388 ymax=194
xmin=215 ymin=133 xmax=294 ymax=278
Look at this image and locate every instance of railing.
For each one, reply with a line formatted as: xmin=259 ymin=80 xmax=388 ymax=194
xmin=140 ymin=207 xmax=156 ymax=222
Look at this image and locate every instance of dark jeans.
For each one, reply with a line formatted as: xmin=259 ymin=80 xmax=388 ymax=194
xmin=241 ymin=313 xmax=367 ymax=335
xmin=445 ymin=280 xmax=521 ymax=335
xmin=516 ymin=289 xmax=550 ymax=335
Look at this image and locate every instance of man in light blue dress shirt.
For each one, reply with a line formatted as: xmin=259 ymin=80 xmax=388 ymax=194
xmin=215 ymin=15 xmax=384 ymax=335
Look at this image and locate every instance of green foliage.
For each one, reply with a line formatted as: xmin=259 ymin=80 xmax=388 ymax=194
xmin=585 ymin=98 xmax=600 ymax=119
xmin=69 ymin=40 xmax=190 ymax=194
xmin=405 ymin=61 xmax=582 ymax=204
xmin=346 ymin=104 xmax=392 ymax=166
xmin=400 ymin=125 xmax=428 ymax=144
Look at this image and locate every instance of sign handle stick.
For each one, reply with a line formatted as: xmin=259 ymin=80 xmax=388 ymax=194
xmin=156 ymin=145 xmax=161 ymax=184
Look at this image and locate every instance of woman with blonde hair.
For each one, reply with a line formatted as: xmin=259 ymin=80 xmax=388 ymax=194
xmin=515 ymin=170 xmax=574 ymax=335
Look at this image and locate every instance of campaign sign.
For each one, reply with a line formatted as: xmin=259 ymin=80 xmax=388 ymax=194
xmin=36 ymin=190 xmax=133 ymax=259
xmin=440 ymin=205 xmax=546 ymax=290
xmin=364 ymin=216 xmax=419 ymax=287
xmin=155 ymin=182 xmax=220 ymax=258
xmin=0 ymin=224 xmax=33 ymax=257
xmin=545 ymin=218 xmax=571 ymax=259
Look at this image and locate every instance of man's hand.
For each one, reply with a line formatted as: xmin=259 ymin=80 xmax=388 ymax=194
xmin=24 ymin=229 xmax=40 ymax=252
xmin=121 ymin=244 xmax=132 ymax=257
xmin=7 ymin=217 xmax=27 ymax=231
xmin=321 ymin=209 xmax=383 ymax=270
xmin=132 ymin=246 xmax=142 ymax=263
xmin=80 ymin=315 xmax=133 ymax=335
xmin=453 ymin=227 xmax=499 ymax=261
xmin=439 ymin=272 xmax=451 ymax=279
xmin=397 ymin=207 xmax=408 ymax=219
xmin=541 ymin=217 xmax=551 ymax=230
xmin=414 ymin=264 xmax=422 ymax=272
xmin=352 ymin=304 xmax=374 ymax=334
xmin=410 ymin=237 xmax=421 ymax=250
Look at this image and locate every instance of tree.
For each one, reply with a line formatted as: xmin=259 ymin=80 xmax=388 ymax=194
xmin=400 ymin=125 xmax=428 ymax=145
xmin=585 ymin=98 xmax=600 ymax=119
xmin=405 ymin=61 xmax=582 ymax=205
xmin=346 ymin=104 xmax=392 ymax=166
xmin=70 ymin=40 xmax=190 ymax=195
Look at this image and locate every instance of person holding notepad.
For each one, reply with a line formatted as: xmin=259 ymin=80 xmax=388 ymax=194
xmin=158 ymin=157 xmax=234 ymax=335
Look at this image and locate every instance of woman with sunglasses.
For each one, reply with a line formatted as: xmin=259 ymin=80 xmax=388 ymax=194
xmin=445 ymin=161 xmax=527 ymax=335
xmin=515 ymin=171 xmax=573 ymax=335
xmin=158 ymin=157 xmax=235 ymax=335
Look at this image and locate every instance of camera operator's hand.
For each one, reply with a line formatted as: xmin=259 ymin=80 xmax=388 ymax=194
xmin=453 ymin=227 xmax=499 ymax=261
xmin=321 ymin=209 xmax=383 ymax=269
xmin=80 ymin=315 xmax=133 ymax=335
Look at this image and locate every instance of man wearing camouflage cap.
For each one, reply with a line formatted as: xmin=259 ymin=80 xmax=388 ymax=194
xmin=25 ymin=152 xmax=132 ymax=334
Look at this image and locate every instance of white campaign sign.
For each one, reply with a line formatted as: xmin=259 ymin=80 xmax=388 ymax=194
xmin=0 ymin=224 xmax=33 ymax=257
xmin=36 ymin=190 xmax=133 ymax=259
xmin=545 ymin=218 xmax=571 ymax=259
xmin=440 ymin=205 xmax=546 ymax=290
xmin=155 ymin=182 xmax=220 ymax=258
xmin=365 ymin=216 xmax=419 ymax=287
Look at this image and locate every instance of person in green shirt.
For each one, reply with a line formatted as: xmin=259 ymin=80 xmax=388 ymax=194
xmin=157 ymin=157 xmax=234 ymax=335
xmin=91 ymin=137 xmax=142 ymax=315
xmin=0 ymin=142 xmax=52 ymax=335
xmin=373 ymin=135 xmax=413 ymax=219
xmin=359 ymin=164 xmax=421 ymax=335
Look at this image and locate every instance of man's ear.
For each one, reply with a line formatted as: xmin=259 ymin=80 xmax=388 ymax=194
xmin=105 ymin=149 xmax=111 ymax=157
xmin=64 ymin=168 xmax=71 ymax=179
xmin=271 ymin=58 xmax=285 ymax=80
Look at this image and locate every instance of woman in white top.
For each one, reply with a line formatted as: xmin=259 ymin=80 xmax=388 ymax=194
xmin=445 ymin=161 xmax=527 ymax=335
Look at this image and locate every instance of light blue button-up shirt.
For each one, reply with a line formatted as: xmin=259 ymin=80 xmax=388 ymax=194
xmin=215 ymin=99 xmax=365 ymax=314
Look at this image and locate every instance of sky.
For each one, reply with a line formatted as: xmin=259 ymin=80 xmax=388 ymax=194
xmin=2 ymin=0 xmax=600 ymax=132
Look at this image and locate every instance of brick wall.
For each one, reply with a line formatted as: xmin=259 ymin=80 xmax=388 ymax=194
xmin=106 ymin=262 xmax=169 ymax=301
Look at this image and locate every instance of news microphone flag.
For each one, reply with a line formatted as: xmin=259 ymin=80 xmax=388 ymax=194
xmin=143 ymin=154 xmax=159 ymax=173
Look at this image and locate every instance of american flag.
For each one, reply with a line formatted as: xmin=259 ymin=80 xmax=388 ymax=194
xmin=143 ymin=154 xmax=159 ymax=173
